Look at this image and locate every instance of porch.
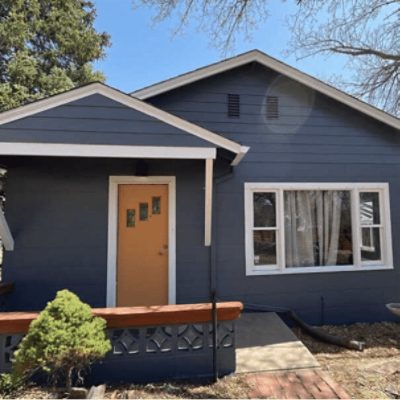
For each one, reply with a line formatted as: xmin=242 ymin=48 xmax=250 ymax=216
xmin=0 ymin=301 xmax=242 ymax=383
xmin=0 ymin=82 xmax=248 ymax=312
xmin=0 ymin=302 xmax=350 ymax=399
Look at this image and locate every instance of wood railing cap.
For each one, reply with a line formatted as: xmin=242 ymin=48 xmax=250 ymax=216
xmin=0 ymin=301 xmax=243 ymax=334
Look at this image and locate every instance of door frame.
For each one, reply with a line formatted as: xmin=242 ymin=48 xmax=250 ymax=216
xmin=107 ymin=176 xmax=176 ymax=307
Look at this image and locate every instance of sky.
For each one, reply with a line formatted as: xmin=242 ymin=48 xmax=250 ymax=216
xmin=92 ymin=0 xmax=347 ymax=94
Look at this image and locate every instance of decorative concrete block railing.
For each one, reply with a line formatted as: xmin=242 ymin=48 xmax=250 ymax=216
xmin=0 ymin=302 xmax=243 ymax=384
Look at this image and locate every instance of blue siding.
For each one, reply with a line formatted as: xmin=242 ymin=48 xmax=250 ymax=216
xmin=2 ymin=157 xmax=211 ymax=310
xmin=0 ymin=94 xmax=211 ymax=147
xmin=149 ymin=62 xmax=400 ymax=324
xmin=2 ymin=63 xmax=399 ymax=325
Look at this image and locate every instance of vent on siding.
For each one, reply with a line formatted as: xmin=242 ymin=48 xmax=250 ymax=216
xmin=266 ymin=96 xmax=279 ymax=119
xmin=227 ymin=94 xmax=240 ymax=117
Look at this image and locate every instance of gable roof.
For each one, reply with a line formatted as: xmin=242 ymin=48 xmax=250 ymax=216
xmin=132 ymin=49 xmax=399 ymax=131
xmin=0 ymin=82 xmax=249 ymax=165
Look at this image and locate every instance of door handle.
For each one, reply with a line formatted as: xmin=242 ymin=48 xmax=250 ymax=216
xmin=158 ymin=245 xmax=169 ymax=256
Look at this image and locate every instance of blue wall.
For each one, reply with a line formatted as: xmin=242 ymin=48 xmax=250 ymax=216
xmin=0 ymin=94 xmax=210 ymax=147
xmin=1 ymin=63 xmax=399 ymax=325
xmin=1 ymin=157 xmax=212 ymax=311
xmin=149 ymin=63 xmax=400 ymax=324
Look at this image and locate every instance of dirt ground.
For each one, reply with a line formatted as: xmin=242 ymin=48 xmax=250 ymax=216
xmin=293 ymin=322 xmax=400 ymax=399
xmin=12 ymin=375 xmax=251 ymax=399
xmin=9 ymin=322 xmax=400 ymax=399
xmin=103 ymin=377 xmax=251 ymax=399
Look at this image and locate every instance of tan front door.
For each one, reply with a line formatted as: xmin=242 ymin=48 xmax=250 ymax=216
xmin=117 ymin=184 xmax=169 ymax=306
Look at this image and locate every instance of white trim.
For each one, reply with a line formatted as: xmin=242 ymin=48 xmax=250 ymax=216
xmin=245 ymin=182 xmax=391 ymax=191
xmin=0 ymin=83 xmax=247 ymax=164
xmin=204 ymin=159 xmax=213 ymax=246
xmin=0 ymin=211 xmax=14 ymax=251
xmin=107 ymin=176 xmax=176 ymax=307
xmin=247 ymin=264 xmax=394 ymax=276
xmin=231 ymin=146 xmax=250 ymax=166
xmin=244 ymin=182 xmax=393 ymax=276
xmin=132 ymin=50 xmax=399 ymax=131
xmin=0 ymin=142 xmax=216 ymax=160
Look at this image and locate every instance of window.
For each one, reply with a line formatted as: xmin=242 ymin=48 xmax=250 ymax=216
xmin=244 ymin=183 xmax=393 ymax=275
xmin=227 ymin=94 xmax=240 ymax=117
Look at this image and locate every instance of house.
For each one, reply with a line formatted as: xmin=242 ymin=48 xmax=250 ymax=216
xmin=0 ymin=49 xmax=399 ymax=325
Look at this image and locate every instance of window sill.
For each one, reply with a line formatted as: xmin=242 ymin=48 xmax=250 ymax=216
xmin=246 ymin=265 xmax=394 ymax=276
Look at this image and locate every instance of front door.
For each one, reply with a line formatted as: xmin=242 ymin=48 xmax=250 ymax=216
xmin=117 ymin=184 xmax=169 ymax=306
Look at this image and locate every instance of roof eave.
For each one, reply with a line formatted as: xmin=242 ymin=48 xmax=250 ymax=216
xmin=132 ymin=50 xmax=399 ymax=131
xmin=0 ymin=83 xmax=248 ymax=163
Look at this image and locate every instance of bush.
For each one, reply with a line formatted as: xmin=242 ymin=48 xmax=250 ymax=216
xmin=0 ymin=372 xmax=24 ymax=398
xmin=12 ymin=290 xmax=111 ymax=389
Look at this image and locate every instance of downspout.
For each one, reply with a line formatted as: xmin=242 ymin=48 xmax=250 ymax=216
xmin=210 ymin=165 xmax=234 ymax=382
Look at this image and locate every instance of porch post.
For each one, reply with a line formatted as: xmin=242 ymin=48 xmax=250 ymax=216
xmin=0 ymin=212 xmax=14 ymax=251
xmin=204 ymin=158 xmax=213 ymax=246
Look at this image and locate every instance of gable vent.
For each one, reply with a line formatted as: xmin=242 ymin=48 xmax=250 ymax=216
xmin=266 ymin=96 xmax=279 ymax=119
xmin=227 ymin=94 xmax=240 ymax=117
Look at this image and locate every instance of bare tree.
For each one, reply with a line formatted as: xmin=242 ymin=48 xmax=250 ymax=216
xmin=133 ymin=0 xmax=399 ymax=116
xmin=133 ymin=0 xmax=271 ymax=52
xmin=289 ymin=0 xmax=400 ymax=116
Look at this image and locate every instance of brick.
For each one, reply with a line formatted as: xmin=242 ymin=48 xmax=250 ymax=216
xmin=286 ymin=372 xmax=313 ymax=399
xmin=245 ymin=369 xmax=348 ymax=400
xmin=316 ymin=370 xmax=350 ymax=399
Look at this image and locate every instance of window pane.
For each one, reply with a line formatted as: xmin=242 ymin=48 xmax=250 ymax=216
xmin=361 ymin=227 xmax=381 ymax=263
xmin=253 ymin=230 xmax=277 ymax=265
xmin=360 ymin=192 xmax=380 ymax=225
xmin=253 ymin=192 xmax=276 ymax=227
xmin=284 ymin=190 xmax=353 ymax=268
xmin=361 ymin=227 xmax=373 ymax=249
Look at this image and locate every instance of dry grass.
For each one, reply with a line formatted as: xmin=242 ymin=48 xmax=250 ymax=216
xmin=12 ymin=322 xmax=400 ymax=399
xmin=105 ymin=376 xmax=251 ymax=399
xmin=12 ymin=375 xmax=251 ymax=399
xmin=293 ymin=322 xmax=400 ymax=399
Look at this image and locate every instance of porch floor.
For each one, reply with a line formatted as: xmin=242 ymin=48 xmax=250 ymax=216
xmin=235 ymin=312 xmax=319 ymax=373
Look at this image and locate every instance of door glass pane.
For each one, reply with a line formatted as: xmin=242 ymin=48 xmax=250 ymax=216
xmin=361 ymin=227 xmax=381 ymax=262
xmin=139 ymin=203 xmax=148 ymax=221
xmin=126 ymin=209 xmax=135 ymax=227
xmin=284 ymin=190 xmax=353 ymax=267
xmin=152 ymin=197 xmax=161 ymax=214
xmin=253 ymin=192 xmax=276 ymax=227
xmin=253 ymin=230 xmax=277 ymax=265
xmin=359 ymin=192 xmax=380 ymax=225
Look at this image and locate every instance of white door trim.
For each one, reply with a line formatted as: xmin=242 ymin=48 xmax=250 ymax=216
xmin=107 ymin=176 xmax=176 ymax=307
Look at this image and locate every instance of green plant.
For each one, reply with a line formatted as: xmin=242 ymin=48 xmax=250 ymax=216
xmin=13 ymin=290 xmax=111 ymax=390
xmin=0 ymin=372 xmax=23 ymax=398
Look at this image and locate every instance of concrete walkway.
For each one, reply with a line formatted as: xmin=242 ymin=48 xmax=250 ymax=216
xmin=235 ymin=312 xmax=349 ymax=399
xmin=236 ymin=312 xmax=319 ymax=373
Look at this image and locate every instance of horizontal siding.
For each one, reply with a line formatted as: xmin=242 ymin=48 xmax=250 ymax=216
xmin=0 ymin=94 xmax=211 ymax=147
xmin=2 ymin=157 xmax=210 ymax=311
xmin=150 ymin=62 xmax=400 ymax=324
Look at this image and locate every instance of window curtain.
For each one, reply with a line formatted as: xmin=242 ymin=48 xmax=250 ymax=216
xmin=284 ymin=191 xmax=343 ymax=267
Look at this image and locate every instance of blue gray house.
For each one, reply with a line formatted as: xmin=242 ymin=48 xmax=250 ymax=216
xmin=0 ymin=50 xmax=399 ymax=324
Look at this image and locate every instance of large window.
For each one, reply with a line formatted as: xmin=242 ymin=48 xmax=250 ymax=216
xmin=245 ymin=183 xmax=393 ymax=275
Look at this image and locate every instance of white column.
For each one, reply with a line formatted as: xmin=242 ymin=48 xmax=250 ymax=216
xmin=0 ymin=211 xmax=14 ymax=251
xmin=204 ymin=159 xmax=214 ymax=246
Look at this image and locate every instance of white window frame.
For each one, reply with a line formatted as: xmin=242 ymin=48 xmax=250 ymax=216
xmin=244 ymin=182 xmax=393 ymax=276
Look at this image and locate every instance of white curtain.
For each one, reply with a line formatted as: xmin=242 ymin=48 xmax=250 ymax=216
xmin=284 ymin=191 xmax=343 ymax=268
